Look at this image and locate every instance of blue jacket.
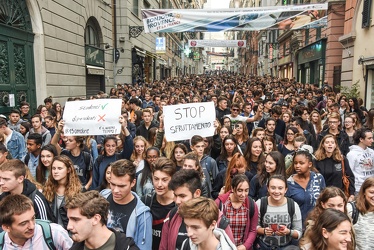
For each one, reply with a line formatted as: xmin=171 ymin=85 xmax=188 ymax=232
xmin=126 ymin=192 xmax=152 ymax=250
xmin=286 ymin=171 xmax=326 ymax=224
xmin=7 ymin=130 xmax=26 ymax=160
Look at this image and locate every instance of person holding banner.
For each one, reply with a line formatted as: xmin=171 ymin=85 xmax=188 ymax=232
xmin=91 ymin=116 xmax=134 ymax=189
xmin=51 ymin=120 xmax=93 ymax=191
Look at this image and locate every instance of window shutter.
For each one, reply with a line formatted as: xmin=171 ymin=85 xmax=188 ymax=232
xmin=362 ymin=0 xmax=372 ymax=28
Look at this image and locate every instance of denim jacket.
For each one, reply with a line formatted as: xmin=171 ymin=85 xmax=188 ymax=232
xmin=7 ymin=130 xmax=26 ymax=160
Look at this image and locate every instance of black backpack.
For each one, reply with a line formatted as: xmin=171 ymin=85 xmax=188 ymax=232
xmin=259 ymin=197 xmax=295 ymax=227
xmin=349 ymin=201 xmax=359 ymax=225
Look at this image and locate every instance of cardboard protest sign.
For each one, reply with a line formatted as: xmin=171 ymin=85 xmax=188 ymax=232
xmin=163 ymin=102 xmax=215 ymax=141
xmin=63 ymin=99 xmax=121 ymax=136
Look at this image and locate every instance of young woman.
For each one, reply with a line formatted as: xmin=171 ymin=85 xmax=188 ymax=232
xmin=215 ymin=174 xmax=258 ymax=250
xmin=309 ymin=209 xmax=354 ymax=250
xmin=20 ymin=121 xmax=31 ymax=138
xmin=223 ymin=117 xmax=232 ymax=128
xmin=52 ymin=102 xmax=63 ymax=122
xmin=310 ymin=111 xmax=322 ymax=138
xmin=131 ymin=136 xmax=149 ymax=177
xmin=286 ymin=150 xmax=326 ymax=225
xmin=97 ymin=164 xmax=112 ymax=197
xmin=255 ymin=175 xmax=302 ymax=250
xmin=233 ymin=121 xmax=249 ymax=153
xmin=182 ymin=152 xmax=211 ymax=198
xmin=281 ymin=111 xmax=292 ymax=127
xmin=348 ymin=97 xmax=365 ymax=123
xmin=212 ymin=153 xmax=253 ymax=199
xmin=91 ymin=119 xmax=133 ymax=189
xmin=314 ymin=134 xmax=355 ymax=201
xmin=252 ymin=127 xmax=265 ymax=141
xmin=348 ymin=177 xmax=374 ymax=250
xmin=344 ymin=116 xmax=356 ymax=145
xmin=84 ymin=136 xmax=98 ymax=163
xmin=136 ymin=147 xmax=160 ymax=197
xmin=52 ymin=120 xmax=93 ymax=191
xmin=170 ymin=143 xmax=188 ymax=171
xmin=278 ymin=127 xmax=298 ymax=157
xmin=300 ymin=186 xmax=348 ymax=250
xmin=262 ymin=136 xmax=277 ymax=155
xmin=249 ymin=151 xmax=286 ymax=201
xmin=244 ymin=137 xmax=265 ymax=176
xmin=349 ymin=112 xmax=362 ymax=130
xmin=141 ymin=157 xmax=176 ymax=250
xmin=36 ymin=144 xmax=58 ymax=185
xmin=216 ymin=135 xmax=240 ymax=172
xmin=43 ymin=155 xmax=82 ymax=229
xmin=211 ymin=125 xmax=232 ymax=160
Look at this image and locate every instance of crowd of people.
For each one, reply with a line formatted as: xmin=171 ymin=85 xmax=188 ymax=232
xmin=0 ymin=74 xmax=373 ymax=249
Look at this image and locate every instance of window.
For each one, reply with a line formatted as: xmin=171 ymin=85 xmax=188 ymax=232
xmin=143 ymin=0 xmax=150 ymax=9
xmin=305 ymin=29 xmax=309 ymax=46
xmin=85 ymin=20 xmax=100 ymax=47
xmin=362 ymin=0 xmax=372 ymax=28
xmin=133 ymin=0 xmax=139 ymax=15
xmin=316 ymin=28 xmax=321 ymax=39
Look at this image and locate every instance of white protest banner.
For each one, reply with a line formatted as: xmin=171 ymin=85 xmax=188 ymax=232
xmin=163 ymin=102 xmax=215 ymax=141
xmin=188 ymin=40 xmax=246 ymax=48
xmin=63 ymin=99 xmax=121 ymax=136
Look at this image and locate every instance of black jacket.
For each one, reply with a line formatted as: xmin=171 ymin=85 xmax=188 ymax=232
xmin=70 ymin=228 xmax=139 ymax=250
xmin=136 ymin=121 xmax=158 ymax=141
xmin=51 ymin=196 xmax=68 ymax=229
xmin=318 ymin=129 xmax=350 ymax=155
xmin=0 ymin=179 xmax=56 ymax=223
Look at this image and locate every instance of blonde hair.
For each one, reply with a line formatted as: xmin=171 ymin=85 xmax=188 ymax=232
xmin=130 ymin=136 xmax=149 ymax=161
xmin=314 ymin=134 xmax=343 ymax=162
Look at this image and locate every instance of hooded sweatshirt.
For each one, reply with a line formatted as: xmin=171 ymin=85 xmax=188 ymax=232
xmin=347 ymin=145 xmax=374 ymax=192
xmin=181 ymin=228 xmax=237 ymax=250
xmin=26 ymin=126 xmax=51 ymax=146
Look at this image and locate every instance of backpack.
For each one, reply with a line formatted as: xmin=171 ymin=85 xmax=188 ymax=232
xmin=259 ymin=197 xmax=295 ymax=227
xmin=218 ymin=196 xmax=256 ymax=227
xmin=167 ymin=206 xmax=230 ymax=230
xmin=349 ymin=201 xmax=359 ymax=225
xmin=95 ymin=154 xmax=121 ymax=167
xmin=142 ymin=192 xmax=156 ymax=208
xmin=0 ymin=219 xmax=55 ymax=250
xmin=202 ymin=157 xmax=214 ymax=185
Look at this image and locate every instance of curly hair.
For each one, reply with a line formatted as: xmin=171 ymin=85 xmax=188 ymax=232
xmin=43 ymin=155 xmax=81 ymax=203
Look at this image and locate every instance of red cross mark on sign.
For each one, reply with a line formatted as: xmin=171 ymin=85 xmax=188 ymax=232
xmin=98 ymin=114 xmax=106 ymax=122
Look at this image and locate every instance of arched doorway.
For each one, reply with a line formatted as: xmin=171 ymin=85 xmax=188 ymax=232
xmin=84 ymin=17 xmax=105 ymax=98
xmin=0 ymin=0 xmax=36 ymax=114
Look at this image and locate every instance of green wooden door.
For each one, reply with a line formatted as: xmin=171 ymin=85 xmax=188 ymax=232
xmin=0 ymin=0 xmax=36 ymax=114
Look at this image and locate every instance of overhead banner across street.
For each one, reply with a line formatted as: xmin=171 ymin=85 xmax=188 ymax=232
xmin=188 ymin=40 xmax=246 ymax=48
xmin=141 ymin=3 xmax=327 ymax=33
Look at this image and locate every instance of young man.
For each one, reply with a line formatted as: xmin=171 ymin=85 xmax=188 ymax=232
xmin=224 ymin=103 xmax=260 ymax=128
xmin=8 ymin=109 xmax=24 ymax=132
xmin=25 ymin=114 xmax=51 ymax=146
xmin=264 ymin=118 xmax=283 ymax=146
xmin=190 ymin=135 xmax=219 ymax=191
xmin=215 ymin=97 xmax=230 ymax=124
xmin=0 ymin=117 xmax=26 ymax=160
xmin=141 ymin=92 xmax=154 ymax=109
xmin=159 ymin=169 xmax=234 ymax=250
xmin=0 ymin=159 xmax=55 ymax=222
xmin=19 ymin=101 xmax=32 ymax=122
xmin=136 ymin=109 xmax=158 ymax=141
xmin=178 ymin=197 xmax=236 ymax=250
xmin=104 ymin=159 xmax=152 ymax=250
xmin=67 ymin=190 xmax=139 ymax=250
xmin=317 ymin=112 xmax=350 ymax=155
xmin=24 ymin=133 xmax=42 ymax=178
xmin=347 ymin=128 xmax=374 ymax=193
xmin=129 ymin=98 xmax=142 ymax=123
xmin=290 ymin=116 xmax=317 ymax=150
xmin=258 ymin=105 xmax=285 ymax=138
xmin=0 ymin=194 xmax=72 ymax=249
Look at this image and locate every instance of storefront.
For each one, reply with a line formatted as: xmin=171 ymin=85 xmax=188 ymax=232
xmin=278 ymin=55 xmax=293 ymax=79
xmin=297 ymin=39 xmax=326 ymax=86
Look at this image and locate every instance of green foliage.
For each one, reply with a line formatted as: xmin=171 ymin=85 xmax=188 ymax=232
xmin=335 ymin=80 xmax=360 ymax=99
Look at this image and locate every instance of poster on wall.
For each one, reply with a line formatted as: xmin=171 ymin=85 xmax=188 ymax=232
xmin=188 ymin=40 xmax=246 ymax=48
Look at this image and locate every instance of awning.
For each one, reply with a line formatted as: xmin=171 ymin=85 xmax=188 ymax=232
xmin=86 ymin=65 xmax=105 ymax=75
xmin=146 ymin=51 xmax=158 ymax=59
xmin=134 ymin=47 xmax=146 ymax=57
xmin=158 ymin=58 xmax=167 ymax=65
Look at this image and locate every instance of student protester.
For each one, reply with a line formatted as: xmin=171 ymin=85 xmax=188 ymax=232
xmin=216 ymin=174 xmax=258 ymax=250
xmin=25 ymin=114 xmax=51 ymax=146
xmin=249 ymin=151 xmax=286 ymax=201
xmin=346 ymin=127 xmax=374 ymax=192
xmin=211 ymin=124 xmax=232 ymax=160
xmin=20 ymin=121 xmax=31 ymax=138
xmin=170 ymin=143 xmax=188 ymax=171
xmin=243 ymin=137 xmax=265 ymax=176
xmin=43 ymin=155 xmax=82 ymax=229
xmin=190 ymin=135 xmax=219 ymax=193
xmin=19 ymin=101 xmax=32 ymax=122
xmin=216 ymin=96 xmax=230 ymax=124
xmin=0 ymin=194 xmax=72 ymax=249
xmin=91 ymin=116 xmax=133 ymax=189
xmin=216 ymin=135 xmax=240 ymax=172
xmin=52 ymin=120 xmax=93 ymax=191
xmin=278 ymin=127 xmax=298 ymax=157
xmin=252 ymin=127 xmax=266 ymax=141
xmin=264 ymin=118 xmax=283 ymax=146
xmin=136 ymin=147 xmax=160 ymax=197
xmin=344 ymin=116 xmax=356 ymax=145
xmin=35 ymin=144 xmax=58 ymax=185
xmin=232 ymin=121 xmax=249 ymax=153
xmin=7 ymin=109 xmax=24 ymax=132
xmin=130 ymin=136 xmax=149 ymax=177
xmin=141 ymin=157 xmax=176 ymax=250
xmin=314 ymin=134 xmax=355 ymax=201
xmin=317 ymin=112 xmax=350 ymax=155
xmin=0 ymin=117 xmax=26 ymax=160
xmin=104 ymin=159 xmax=152 ymax=250
xmin=159 ymin=169 xmax=234 ymax=250
xmin=67 ymin=190 xmax=139 ymax=250
xmin=262 ymin=136 xmax=277 ymax=155
xmin=255 ymin=175 xmax=302 ymax=250
xmin=308 ymin=209 xmax=354 ymax=250
xmin=290 ymin=116 xmax=317 ymax=150
xmin=286 ymin=150 xmax=326 ymax=225
xmin=44 ymin=115 xmax=56 ymax=138
xmin=0 ymin=143 xmax=9 ymax=165
xmin=258 ymin=105 xmax=286 ymax=139
xmin=98 ymin=163 xmax=112 ymax=197
xmin=24 ymin=133 xmax=42 ymax=178
xmin=0 ymin=159 xmax=55 ymax=222
xmin=178 ymin=197 xmax=237 ymax=250
xmin=136 ymin=109 xmax=158 ymax=141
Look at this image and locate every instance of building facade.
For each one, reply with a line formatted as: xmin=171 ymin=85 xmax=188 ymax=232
xmin=0 ymin=0 xmax=113 ymax=112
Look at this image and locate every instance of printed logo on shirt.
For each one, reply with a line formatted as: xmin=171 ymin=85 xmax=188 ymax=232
xmin=334 ymin=163 xmax=342 ymax=171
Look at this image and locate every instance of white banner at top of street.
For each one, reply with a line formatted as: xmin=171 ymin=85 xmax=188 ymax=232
xmin=188 ymin=40 xmax=246 ymax=48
